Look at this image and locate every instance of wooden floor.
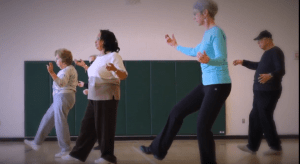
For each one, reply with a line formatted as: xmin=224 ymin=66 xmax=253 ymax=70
xmin=0 ymin=139 xmax=298 ymax=164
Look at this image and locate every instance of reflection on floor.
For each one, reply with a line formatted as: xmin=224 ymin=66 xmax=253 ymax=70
xmin=0 ymin=139 xmax=298 ymax=164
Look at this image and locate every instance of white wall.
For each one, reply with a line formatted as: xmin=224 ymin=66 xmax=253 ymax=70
xmin=0 ymin=0 xmax=298 ymax=137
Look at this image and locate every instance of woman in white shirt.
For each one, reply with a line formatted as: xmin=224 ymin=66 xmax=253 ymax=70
xmin=63 ymin=30 xmax=127 ymax=164
xmin=24 ymin=49 xmax=78 ymax=158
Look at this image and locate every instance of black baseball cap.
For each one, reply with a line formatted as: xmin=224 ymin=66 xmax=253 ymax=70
xmin=254 ymin=30 xmax=272 ymax=40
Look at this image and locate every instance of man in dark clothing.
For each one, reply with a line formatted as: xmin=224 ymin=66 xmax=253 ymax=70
xmin=233 ymin=30 xmax=285 ymax=155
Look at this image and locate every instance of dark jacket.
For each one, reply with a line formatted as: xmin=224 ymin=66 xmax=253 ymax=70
xmin=243 ymin=46 xmax=285 ymax=90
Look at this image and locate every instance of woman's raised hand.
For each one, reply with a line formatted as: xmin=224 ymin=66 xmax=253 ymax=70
xmin=165 ymin=34 xmax=178 ymax=48
xmin=46 ymin=62 xmax=54 ymax=74
xmin=74 ymin=59 xmax=86 ymax=67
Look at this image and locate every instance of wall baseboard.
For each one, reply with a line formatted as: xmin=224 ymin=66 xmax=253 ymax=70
xmin=0 ymin=135 xmax=298 ymax=142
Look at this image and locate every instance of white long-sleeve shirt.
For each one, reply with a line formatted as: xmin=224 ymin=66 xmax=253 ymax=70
xmin=52 ymin=65 xmax=78 ymax=96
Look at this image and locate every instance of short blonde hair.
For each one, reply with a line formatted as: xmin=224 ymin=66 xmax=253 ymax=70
xmin=193 ymin=0 xmax=218 ymax=19
xmin=54 ymin=49 xmax=73 ymax=65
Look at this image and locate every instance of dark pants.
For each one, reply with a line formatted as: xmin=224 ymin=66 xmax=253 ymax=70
xmin=247 ymin=89 xmax=282 ymax=151
xmin=149 ymin=83 xmax=231 ymax=164
xmin=70 ymin=99 xmax=118 ymax=163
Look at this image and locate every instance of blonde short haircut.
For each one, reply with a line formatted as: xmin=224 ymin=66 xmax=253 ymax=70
xmin=54 ymin=49 xmax=73 ymax=66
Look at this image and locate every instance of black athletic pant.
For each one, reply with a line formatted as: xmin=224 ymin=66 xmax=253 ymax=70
xmin=247 ymin=89 xmax=282 ymax=151
xmin=149 ymin=83 xmax=231 ymax=164
xmin=70 ymin=99 xmax=118 ymax=163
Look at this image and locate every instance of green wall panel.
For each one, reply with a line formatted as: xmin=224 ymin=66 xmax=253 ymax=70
xmin=125 ymin=61 xmax=151 ymax=135
xmin=115 ymin=79 xmax=126 ymax=135
xmin=151 ymin=61 xmax=176 ymax=135
xmin=25 ymin=60 xmax=226 ymax=137
xmin=25 ymin=62 xmax=51 ymax=137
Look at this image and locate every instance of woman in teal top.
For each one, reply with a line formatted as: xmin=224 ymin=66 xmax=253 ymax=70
xmin=176 ymin=26 xmax=231 ymax=85
xmin=140 ymin=0 xmax=231 ymax=164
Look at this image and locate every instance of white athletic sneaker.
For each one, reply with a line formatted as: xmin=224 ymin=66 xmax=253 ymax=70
xmin=263 ymin=149 xmax=282 ymax=155
xmin=61 ymin=155 xmax=79 ymax=161
xmin=55 ymin=151 xmax=70 ymax=158
xmin=24 ymin=139 xmax=41 ymax=151
xmin=237 ymin=145 xmax=256 ymax=154
xmin=94 ymin=157 xmax=115 ymax=164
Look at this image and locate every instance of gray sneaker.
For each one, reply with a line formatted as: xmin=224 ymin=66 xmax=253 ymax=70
xmin=94 ymin=157 xmax=115 ymax=164
xmin=24 ymin=139 xmax=41 ymax=151
xmin=237 ymin=145 xmax=256 ymax=154
xmin=55 ymin=151 xmax=70 ymax=158
xmin=61 ymin=155 xmax=79 ymax=161
xmin=263 ymin=149 xmax=282 ymax=155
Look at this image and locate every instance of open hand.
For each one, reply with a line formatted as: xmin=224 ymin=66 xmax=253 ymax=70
xmin=258 ymin=73 xmax=272 ymax=84
xmin=106 ymin=63 xmax=117 ymax=72
xmin=197 ymin=51 xmax=210 ymax=64
xmin=46 ymin=62 xmax=54 ymax=74
xmin=165 ymin=34 xmax=178 ymax=48
xmin=74 ymin=59 xmax=86 ymax=67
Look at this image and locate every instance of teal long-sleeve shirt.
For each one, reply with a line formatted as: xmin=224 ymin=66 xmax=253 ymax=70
xmin=176 ymin=26 xmax=231 ymax=85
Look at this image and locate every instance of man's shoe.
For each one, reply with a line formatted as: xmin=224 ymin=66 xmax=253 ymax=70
xmin=24 ymin=139 xmax=41 ymax=151
xmin=153 ymin=154 xmax=164 ymax=160
xmin=263 ymin=149 xmax=282 ymax=155
xmin=237 ymin=145 xmax=256 ymax=154
xmin=55 ymin=151 xmax=70 ymax=158
xmin=140 ymin=145 xmax=152 ymax=154
xmin=61 ymin=155 xmax=79 ymax=161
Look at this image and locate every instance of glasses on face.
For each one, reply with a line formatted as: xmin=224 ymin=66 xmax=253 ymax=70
xmin=96 ymin=36 xmax=101 ymax=42
xmin=193 ymin=11 xmax=200 ymax=16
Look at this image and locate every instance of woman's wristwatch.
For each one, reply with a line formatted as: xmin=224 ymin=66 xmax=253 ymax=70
xmin=268 ymin=73 xmax=273 ymax=77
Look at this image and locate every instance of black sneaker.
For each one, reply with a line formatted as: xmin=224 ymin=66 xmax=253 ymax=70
xmin=94 ymin=145 xmax=100 ymax=150
xmin=140 ymin=145 xmax=152 ymax=154
xmin=154 ymin=154 xmax=163 ymax=160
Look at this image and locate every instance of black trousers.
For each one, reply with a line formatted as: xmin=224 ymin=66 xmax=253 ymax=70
xmin=247 ymin=89 xmax=282 ymax=151
xmin=149 ymin=83 xmax=231 ymax=164
xmin=70 ymin=99 xmax=118 ymax=163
